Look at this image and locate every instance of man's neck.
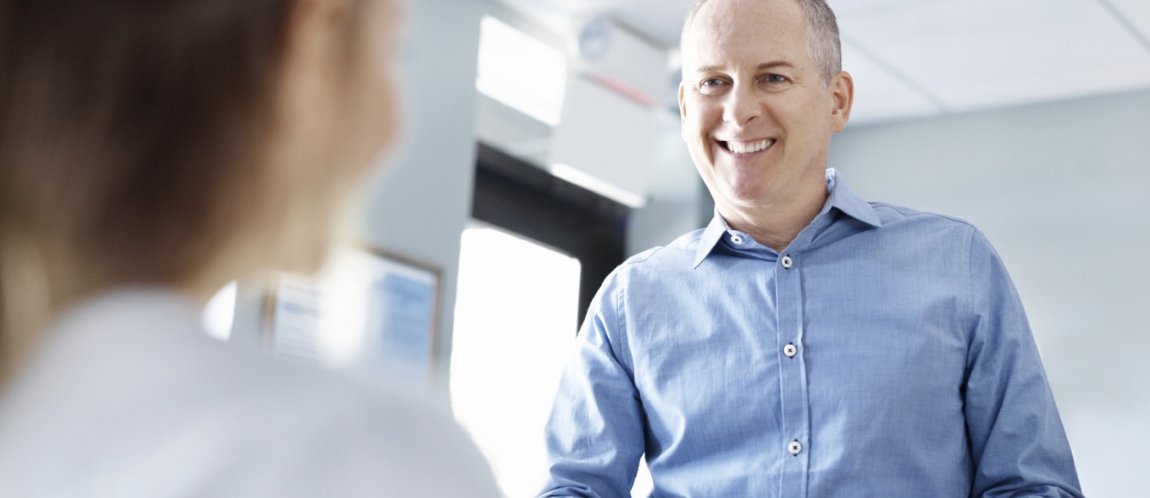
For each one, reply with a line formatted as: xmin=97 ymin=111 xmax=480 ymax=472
xmin=719 ymin=179 xmax=829 ymax=253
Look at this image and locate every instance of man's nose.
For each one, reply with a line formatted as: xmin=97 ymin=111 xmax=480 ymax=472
xmin=722 ymin=84 xmax=761 ymax=127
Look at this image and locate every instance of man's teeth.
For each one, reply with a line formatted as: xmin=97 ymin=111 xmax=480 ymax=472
xmin=725 ymin=139 xmax=775 ymax=154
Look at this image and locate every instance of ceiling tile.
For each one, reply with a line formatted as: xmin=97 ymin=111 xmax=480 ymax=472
xmin=837 ymin=0 xmax=1150 ymax=112
xmin=830 ymin=0 xmax=946 ymax=16
xmin=840 ymin=42 xmax=943 ymax=126
xmin=1107 ymin=0 xmax=1150 ymax=41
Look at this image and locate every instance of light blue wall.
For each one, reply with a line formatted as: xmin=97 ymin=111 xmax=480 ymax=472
xmin=830 ymin=88 xmax=1150 ymax=497
xmin=360 ymin=0 xmax=484 ymax=387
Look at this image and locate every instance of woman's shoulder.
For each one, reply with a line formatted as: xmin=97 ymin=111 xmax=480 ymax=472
xmin=192 ymin=361 xmax=502 ymax=497
xmin=0 ymin=288 xmax=500 ymax=497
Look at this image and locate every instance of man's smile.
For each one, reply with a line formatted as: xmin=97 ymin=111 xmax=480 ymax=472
xmin=716 ymin=138 xmax=776 ymax=155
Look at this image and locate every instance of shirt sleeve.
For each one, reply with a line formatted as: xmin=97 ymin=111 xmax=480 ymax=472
xmin=538 ymin=270 xmax=645 ymax=498
xmin=963 ymin=229 xmax=1084 ymax=498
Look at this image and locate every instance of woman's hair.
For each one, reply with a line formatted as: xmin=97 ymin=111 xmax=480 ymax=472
xmin=0 ymin=0 xmax=376 ymax=382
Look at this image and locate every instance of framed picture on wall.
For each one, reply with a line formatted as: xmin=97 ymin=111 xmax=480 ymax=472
xmin=264 ymin=245 xmax=441 ymax=378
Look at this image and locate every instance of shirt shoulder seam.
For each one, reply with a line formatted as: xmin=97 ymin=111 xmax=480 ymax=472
xmin=868 ymin=202 xmax=980 ymax=230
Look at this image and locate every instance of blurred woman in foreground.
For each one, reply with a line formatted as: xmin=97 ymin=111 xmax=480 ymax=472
xmin=0 ymin=0 xmax=499 ymax=495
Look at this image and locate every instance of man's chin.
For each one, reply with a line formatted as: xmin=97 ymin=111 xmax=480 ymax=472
xmin=715 ymin=187 xmax=771 ymax=210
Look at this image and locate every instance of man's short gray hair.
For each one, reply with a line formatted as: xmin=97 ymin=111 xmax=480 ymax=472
xmin=682 ymin=0 xmax=842 ymax=84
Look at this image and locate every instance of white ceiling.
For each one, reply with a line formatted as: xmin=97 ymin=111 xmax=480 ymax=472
xmin=493 ymin=0 xmax=1150 ymax=126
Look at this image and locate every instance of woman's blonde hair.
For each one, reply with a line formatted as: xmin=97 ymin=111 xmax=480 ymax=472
xmin=0 ymin=0 xmax=378 ymax=382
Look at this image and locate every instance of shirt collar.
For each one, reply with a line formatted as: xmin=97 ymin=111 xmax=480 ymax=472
xmin=692 ymin=168 xmax=882 ymax=268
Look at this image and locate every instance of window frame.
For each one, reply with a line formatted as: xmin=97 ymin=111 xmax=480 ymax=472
xmin=471 ymin=142 xmax=628 ymax=327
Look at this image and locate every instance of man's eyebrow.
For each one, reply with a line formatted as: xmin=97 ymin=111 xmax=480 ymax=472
xmin=756 ymin=61 xmax=795 ymax=71
xmin=691 ymin=61 xmax=796 ymax=73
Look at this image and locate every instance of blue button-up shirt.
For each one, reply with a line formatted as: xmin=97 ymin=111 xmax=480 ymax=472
xmin=540 ymin=170 xmax=1082 ymax=497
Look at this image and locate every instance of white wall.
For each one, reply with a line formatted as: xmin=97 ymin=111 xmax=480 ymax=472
xmin=830 ymin=88 xmax=1150 ymax=497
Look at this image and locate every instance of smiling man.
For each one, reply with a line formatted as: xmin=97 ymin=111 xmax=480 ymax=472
xmin=538 ymin=0 xmax=1083 ymax=497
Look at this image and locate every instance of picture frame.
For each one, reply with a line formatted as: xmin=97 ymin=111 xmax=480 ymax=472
xmin=263 ymin=245 xmax=441 ymax=379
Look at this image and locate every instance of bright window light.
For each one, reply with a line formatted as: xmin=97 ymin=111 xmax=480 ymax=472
xmin=202 ymin=281 xmax=236 ymax=341
xmin=476 ymin=15 xmax=567 ymax=126
xmin=451 ymin=225 xmax=580 ymax=497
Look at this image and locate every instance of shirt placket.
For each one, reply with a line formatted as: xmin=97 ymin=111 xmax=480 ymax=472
xmin=776 ymin=249 xmax=810 ymax=497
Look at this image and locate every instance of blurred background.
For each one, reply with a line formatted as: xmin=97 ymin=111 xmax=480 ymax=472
xmin=206 ymin=0 xmax=1149 ymax=496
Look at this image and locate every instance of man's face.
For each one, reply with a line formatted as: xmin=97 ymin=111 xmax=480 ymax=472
xmin=679 ymin=0 xmax=852 ymax=214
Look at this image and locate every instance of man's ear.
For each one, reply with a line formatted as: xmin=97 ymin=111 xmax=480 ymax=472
xmin=678 ymin=83 xmax=691 ymax=142
xmin=829 ymin=70 xmax=854 ymax=133
xmin=678 ymin=82 xmax=688 ymax=121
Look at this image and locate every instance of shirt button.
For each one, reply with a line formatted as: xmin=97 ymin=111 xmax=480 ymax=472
xmin=730 ymin=234 xmax=743 ymax=244
xmin=783 ymin=343 xmax=797 ymax=358
xmin=780 ymin=255 xmax=793 ymax=269
xmin=788 ymin=440 xmax=802 ymax=455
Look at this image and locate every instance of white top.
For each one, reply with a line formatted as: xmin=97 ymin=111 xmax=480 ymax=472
xmin=0 ymin=289 xmax=500 ymax=497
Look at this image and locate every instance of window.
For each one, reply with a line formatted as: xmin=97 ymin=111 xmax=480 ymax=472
xmin=451 ymin=225 xmax=581 ymax=496
xmin=202 ymin=281 xmax=236 ymax=341
xmin=451 ymin=143 xmax=650 ymax=496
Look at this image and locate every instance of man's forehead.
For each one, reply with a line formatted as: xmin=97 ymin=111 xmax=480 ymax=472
xmin=680 ymin=0 xmax=807 ymax=68
xmin=681 ymin=29 xmax=799 ymax=73
xmin=683 ymin=0 xmax=800 ymax=34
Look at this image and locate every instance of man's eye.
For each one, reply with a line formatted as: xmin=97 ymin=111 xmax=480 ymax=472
xmin=699 ymin=78 xmax=727 ymax=91
xmin=763 ymin=74 xmax=790 ymax=84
